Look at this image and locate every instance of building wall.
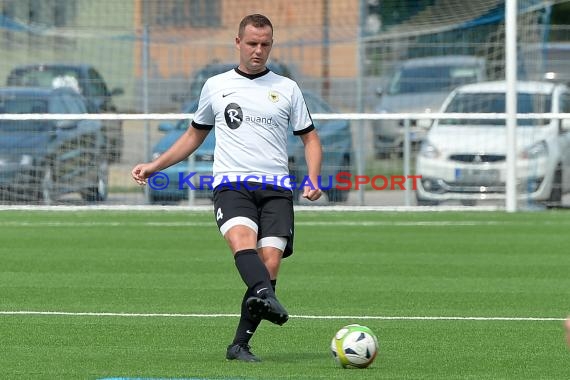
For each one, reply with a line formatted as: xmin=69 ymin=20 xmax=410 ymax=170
xmin=134 ymin=0 xmax=360 ymax=80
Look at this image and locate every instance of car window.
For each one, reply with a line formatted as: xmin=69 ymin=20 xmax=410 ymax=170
xmin=0 ymin=95 xmax=50 ymax=131
xmin=561 ymin=93 xmax=570 ymax=113
xmin=440 ymin=92 xmax=552 ymax=126
xmin=389 ymin=65 xmax=481 ymax=95
xmin=48 ymin=95 xmax=68 ymax=114
xmin=0 ymin=97 xmax=48 ymax=113
xmin=7 ymin=69 xmax=52 ymax=87
xmin=84 ymin=68 xmax=109 ymax=97
xmin=72 ymin=94 xmax=88 ymax=113
xmin=8 ymin=67 xmax=80 ymax=89
xmin=60 ymin=93 xmax=87 ymax=113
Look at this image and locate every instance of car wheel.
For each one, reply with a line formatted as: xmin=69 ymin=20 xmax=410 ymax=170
xmin=149 ymin=193 xmax=181 ymax=205
xmin=544 ymin=165 xmax=562 ymax=208
xmin=149 ymin=191 xmax=162 ymax=204
xmin=325 ymin=156 xmax=351 ymax=203
xmin=81 ymin=160 xmax=109 ymax=202
xmin=415 ymin=192 xmax=439 ymax=206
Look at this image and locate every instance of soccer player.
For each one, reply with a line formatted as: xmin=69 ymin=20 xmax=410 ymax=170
xmin=131 ymin=14 xmax=323 ymax=362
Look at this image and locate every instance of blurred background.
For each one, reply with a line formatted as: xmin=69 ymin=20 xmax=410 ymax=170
xmin=1 ymin=0 xmax=569 ymax=207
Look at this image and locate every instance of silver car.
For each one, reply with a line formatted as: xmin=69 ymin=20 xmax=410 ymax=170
xmin=373 ymin=55 xmax=486 ymax=157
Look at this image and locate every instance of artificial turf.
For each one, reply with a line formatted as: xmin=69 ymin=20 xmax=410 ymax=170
xmin=1 ymin=209 xmax=569 ymax=379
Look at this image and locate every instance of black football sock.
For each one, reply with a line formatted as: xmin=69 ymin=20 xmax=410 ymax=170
xmin=234 ymin=249 xmax=274 ymax=298
xmin=232 ymin=288 xmax=261 ymax=346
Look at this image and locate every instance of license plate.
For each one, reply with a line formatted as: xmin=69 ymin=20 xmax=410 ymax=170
xmin=455 ymin=168 xmax=499 ymax=184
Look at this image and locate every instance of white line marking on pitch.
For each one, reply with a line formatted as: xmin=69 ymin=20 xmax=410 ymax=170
xmin=0 ymin=220 xmax=507 ymax=227
xmin=0 ymin=311 xmax=564 ymax=321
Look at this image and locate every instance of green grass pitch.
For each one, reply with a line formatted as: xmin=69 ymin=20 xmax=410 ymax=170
xmin=1 ymin=209 xmax=569 ymax=379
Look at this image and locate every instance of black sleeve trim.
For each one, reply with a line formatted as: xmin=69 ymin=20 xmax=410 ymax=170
xmin=191 ymin=120 xmax=214 ymax=130
xmin=293 ymin=124 xmax=315 ymax=136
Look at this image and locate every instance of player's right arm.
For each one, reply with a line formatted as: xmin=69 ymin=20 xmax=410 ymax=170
xmin=131 ymin=126 xmax=210 ymax=185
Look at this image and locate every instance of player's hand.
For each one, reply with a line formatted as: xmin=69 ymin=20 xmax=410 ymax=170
xmin=131 ymin=163 xmax=154 ymax=185
xmin=302 ymin=185 xmax=322 ymax=201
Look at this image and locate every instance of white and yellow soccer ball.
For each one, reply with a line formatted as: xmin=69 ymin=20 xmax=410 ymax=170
xmin=330 ymin=324 xmax=379 ymax=369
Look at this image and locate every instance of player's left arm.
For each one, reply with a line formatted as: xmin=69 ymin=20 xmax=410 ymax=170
xmin=300 ymin=129 xmax=323 ymax=201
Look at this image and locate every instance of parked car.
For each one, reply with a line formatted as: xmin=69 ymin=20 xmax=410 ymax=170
xmin=373 ymin=55 xmax=486 ymax=157
xmin=521 ymin=42 xmax=570 ymax=84
xmin=150 ymin=104 xmax=215 ymax=203
xmin=0 ymin=86 xmax=109 ymax=203
xmin=415 ymin=80 xmax=570 ymax=207
xmin=172 ymin=59 xmax=295 ymax=105
xmin=150 ymin=91 xmax=353 ymax=204
xmin=287 ymin=91 xmax=353 ymax=203
xmin=6 ymin=63 xmax=124 ymax=163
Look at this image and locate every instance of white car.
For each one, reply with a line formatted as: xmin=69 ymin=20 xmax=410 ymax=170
xmin=416 ymin=80 xmax=570 ymax=207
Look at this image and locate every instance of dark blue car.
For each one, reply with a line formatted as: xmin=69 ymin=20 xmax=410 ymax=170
xmin=150 ymin=91 xmax=353 ymax=203
xmin=6 ymin=63 xmax=124 ymax=163
xmin=0 ymin=86 xmax=108 ymax=203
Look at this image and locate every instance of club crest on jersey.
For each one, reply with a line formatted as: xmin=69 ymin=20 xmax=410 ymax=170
xmin=268 ymin=91 xmax=279 ymax=103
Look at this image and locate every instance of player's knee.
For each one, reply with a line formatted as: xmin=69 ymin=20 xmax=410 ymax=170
xmin=259 ymin=247 xmax=283 ymax=278
xmin=225 ymin=226 xmax=257 ymax=254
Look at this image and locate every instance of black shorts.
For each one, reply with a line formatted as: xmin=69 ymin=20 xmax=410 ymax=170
xmin=213 ymin=182 xmax=295 ymax=258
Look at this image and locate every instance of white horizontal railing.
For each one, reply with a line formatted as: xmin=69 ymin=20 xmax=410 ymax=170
xmin=2 ymin=112 xmax=569 ymax=209
xmin=1 ymin=112 xmax=570 ymax=120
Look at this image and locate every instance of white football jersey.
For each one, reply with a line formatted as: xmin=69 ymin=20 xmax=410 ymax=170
xmin=191 ymin=68 xmax=314 ymax=189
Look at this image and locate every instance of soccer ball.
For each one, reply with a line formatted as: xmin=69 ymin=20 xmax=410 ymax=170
xmin=330 ymin=324 xmax=379 ymax=369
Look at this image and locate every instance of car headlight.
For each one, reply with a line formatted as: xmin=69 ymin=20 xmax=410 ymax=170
xmin=419 ymin=141 xmax=440 ymax=159
xmin=520 ymin=141 xmax=548 ymax=159
xmin=20 ymin=154 xmax=33 ymax=166
xmin=152 ymin=152 xmax=161 ymax=160
xmin=416 ymin=118 xmax=433 ymax=129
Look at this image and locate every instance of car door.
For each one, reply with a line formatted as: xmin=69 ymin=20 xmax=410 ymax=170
xmin=47 ymin=93 xmax=77 ymax=193
xmin=50 ymin=91 xmax=97 ymax=192
xmin=62 ymin=92 xmax=103 ymax=189
xmin=85 ymin=67 xmax=122 ymax=162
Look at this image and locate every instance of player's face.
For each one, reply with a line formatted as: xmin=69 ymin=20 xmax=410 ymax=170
xmin=236 ymin=24 xmax=273 ymax=75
